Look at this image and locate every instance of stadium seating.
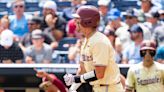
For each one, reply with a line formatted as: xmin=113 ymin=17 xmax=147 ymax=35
xmin=52 ymin=37 xmax=77 ymax=63
xmin=25 ymin=2 xmax=41 ymax=15
xmin=0 ymin=0 xmax=141 ymax=18
xmin=56 ymin=37 xmax=77 ymax=51
xmin=56 ymin=1 xmax=71 ymax=11
xmin=113 ymin=0 xmax=140 ymax=11
xmin=0 ymin=2 xmax=8 ymax=18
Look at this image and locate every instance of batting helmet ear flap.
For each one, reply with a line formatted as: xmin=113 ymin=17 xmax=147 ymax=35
xmin=91 ymin=14 xmax=100 ymax=27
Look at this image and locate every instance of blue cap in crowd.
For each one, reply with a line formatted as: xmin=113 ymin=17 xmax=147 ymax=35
xmin=145 ymin=11 xmax=160 ymax=18
xmin=128 ymin=24 xmax=143 ymax=33
xmin=107 ymin=8 xmax=121 ymax=21
xmin=123 ymin=8 xmax=138 ymax=17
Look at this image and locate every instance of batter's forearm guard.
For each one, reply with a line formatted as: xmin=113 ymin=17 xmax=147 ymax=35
xmin=74 ymin=70 xmax=98 ymax=83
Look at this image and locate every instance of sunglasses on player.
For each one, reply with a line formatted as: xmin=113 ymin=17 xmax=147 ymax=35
xmin=140 ymin=50 xmax=156 ymax=57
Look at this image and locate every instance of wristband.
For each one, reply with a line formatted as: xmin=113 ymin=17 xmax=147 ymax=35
xmin=74 ymin=70 xmax=98 ymax=83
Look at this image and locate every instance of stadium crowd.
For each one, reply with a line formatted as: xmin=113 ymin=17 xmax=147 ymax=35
xmin=0 ymin=0 xmax=163 ymax=64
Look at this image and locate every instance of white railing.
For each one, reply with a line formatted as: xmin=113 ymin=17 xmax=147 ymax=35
xmin=0 ymin=64 xmax=131 ymax=68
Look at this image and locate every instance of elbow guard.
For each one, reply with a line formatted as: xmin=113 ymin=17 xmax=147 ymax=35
xmin=74 ymin=70 xmax=97 ymax=83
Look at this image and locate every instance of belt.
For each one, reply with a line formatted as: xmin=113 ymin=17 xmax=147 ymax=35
xmin=99 ymin=84 xmax=109 ymax=86
xmin=93 ymin=81 xmax=121 ymax=87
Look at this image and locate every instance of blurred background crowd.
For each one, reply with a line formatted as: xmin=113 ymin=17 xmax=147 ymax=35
xmin=0 ymin=0 xmax=163 ymax=64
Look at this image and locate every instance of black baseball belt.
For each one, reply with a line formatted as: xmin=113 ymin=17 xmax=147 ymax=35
xmin=92 ymin=81 xmax=121 ymax=87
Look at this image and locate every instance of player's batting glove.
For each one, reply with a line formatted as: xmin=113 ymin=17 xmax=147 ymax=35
xmin=63 ymin=74 xmax=75 ymax=86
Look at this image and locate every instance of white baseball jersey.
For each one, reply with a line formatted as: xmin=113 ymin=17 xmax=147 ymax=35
xmin=80 ymin=31 xmax=123 ymax=92
xmin=126 ymin=62 xmax=164 ymax=92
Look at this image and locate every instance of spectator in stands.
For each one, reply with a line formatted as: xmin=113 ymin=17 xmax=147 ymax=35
xmin=104 ymin=8 xmax=129 ymax=63
xmin=66 ymin=18 xmax=83 ymax=39
xmin=137 ymin=0 xmax=162 ymax=22
xmin=140 ymin=0 xmax=162 ymax=13
xmin=122 ymin=24 xmax=143 ymax=64
xmin=19 ymin=16 xmax=55 ymax=52
xmin=20 ymin=16 xmax=43 ymax=50
xmin=123 ymin=8 xmax=151 ymax=40
xmin=144 ymin=11 xmax=162 ymax=33
xmin=0 ymin=15 xmax=10 ymax=34
xmin=124 ymin=8 xmax=139 ymax=28
xmin=105 ymin=30 xmax=122 ymax=64
xmin=0 ymin=29 xmax=24 ymax=63
xmin=155 ymin=45 xmax=164 ymax=64
xmin=105 ymin=8 xmax=131 ymax=49
xmin=97 ymin=0 xmax=110 ymax=33
xmin=149 ymin=10 xmax=164 ymax=47
xmin=28 ymin=16 xmax=42 ymax=33
xmin=106 ymin=30 xmax=117 ymax=49
xmin=36 ymin=70 xmax=67 ymax=92
xmin=41 ymin=0 xmax=67 ymax=38
xmin=25 ymin=29 xmax=53 ymax=63
xmin=9 ymin=0 xmax=32 ymax=39
xmin=63 ymin=0 xmax=83 ymax=21
xmin=105 ymin=9 xmax=126 ymax=32
xmin=66 ymin=19 xmax=76 ymax=37
xmin=158 ymin=9 xmax=164 ymax=23
xmin=151 ymin=23 xmax=164 ymax=46
xmin=44 ymin=13 xmax=65 ymax=43
xmin=68 ymin=38 xmax=83 ymax=64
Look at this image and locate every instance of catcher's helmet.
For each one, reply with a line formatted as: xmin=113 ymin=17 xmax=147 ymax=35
xmin=73 ymin=5 xmax=100 ymax=27
xmin=140 ymin=40 xmax=156 ymax=57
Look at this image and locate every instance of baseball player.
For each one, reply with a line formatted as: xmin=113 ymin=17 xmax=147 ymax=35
xmin=35 ymin=70 xmax=68 ymax=92
xmin=63 ymin=5 xmax=124 ymax=92
xmin=125 ymin=40 xmax=164 ymax=92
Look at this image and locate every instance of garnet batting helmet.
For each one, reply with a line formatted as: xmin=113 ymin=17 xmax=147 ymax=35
xmin=140 ymin=40 xmax=156 ymax=51
xmin=140 ymin=40 xmax=156 ymax=57
xmin=73 ymin=5 xmax=100 ymax=27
